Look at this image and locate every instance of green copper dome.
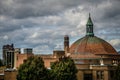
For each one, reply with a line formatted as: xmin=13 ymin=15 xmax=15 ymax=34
xmin=70 ymin=14 xmax=117 ymax=55
xmin=70 ymin=36 xmax=117 ymax=54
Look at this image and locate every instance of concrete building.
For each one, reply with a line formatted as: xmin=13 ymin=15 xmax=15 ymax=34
xmin=2 ymin=44 xmax=14 ymax=68
xmin=24 ymin=48 xmax=33 ymax=54
xmin=0 ymin=47 xmax=33 ymax=80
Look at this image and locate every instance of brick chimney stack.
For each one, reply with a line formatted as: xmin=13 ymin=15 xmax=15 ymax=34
xmin=64 ymin=35 xmax=69 ymax=54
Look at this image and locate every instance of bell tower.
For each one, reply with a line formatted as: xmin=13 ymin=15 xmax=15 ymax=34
xmin=64 ymin=35 xmax=69 ymax=54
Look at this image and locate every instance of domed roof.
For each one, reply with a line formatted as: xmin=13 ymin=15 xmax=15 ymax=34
xmin=70 ymin=14 xmax=117 ymax=55
xmin=70 ymin=36 xmax=117 ymax=54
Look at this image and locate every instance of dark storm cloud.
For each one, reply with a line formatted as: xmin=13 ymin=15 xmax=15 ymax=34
xmin=0 ymin=0 xmax=120 ymax=55
xmin=0 ymin=0 xmax=80 ymax=18
xmin=103 ymin=0 xmax=120 ymax=18
xmin=0 ymin=0 xmax=105 ymax=19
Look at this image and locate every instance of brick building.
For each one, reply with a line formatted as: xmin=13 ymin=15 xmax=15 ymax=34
xmin=39 ymin=14 xmax=120 ymax=80
xmin=1 ymin=14 xmax=120 ymax=80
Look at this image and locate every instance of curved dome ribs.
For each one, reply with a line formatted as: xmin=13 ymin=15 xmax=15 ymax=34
xmin=75 ymin=37 xmax=88 ymax=54
xmin=70 ymin=36 xmax=117 ymax=55
xmin=70 ymin=15 xmax=117 ymax=55
xmin=100 ymin=39 xmax=117 ymax=54
xmin=70 ymin=14 xmax=117 ymax=55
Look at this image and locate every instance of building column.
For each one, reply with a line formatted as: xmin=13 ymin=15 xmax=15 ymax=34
xmin=92 ymin=71 xmax=97 ymax=80
xmin=6 ymin=52 xmax=7 ymax=67
xmin=77 ymin=71 xmax=84 ymax=80
xmin=77 ymin=70 xmax=84 ymax=80
xmin=13 ymin=52 xmax=16 ymax=70
xmin=11 ymin=52 xmax=12 ymax=68
xmin=104 ymin=71 xmax=110 ymax=80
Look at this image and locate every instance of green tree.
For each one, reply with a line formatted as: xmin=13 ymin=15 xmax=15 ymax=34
xmin=0 ymin=59 xmax=3 ymax=66
xmin=50 ymin=57 xmax=78 ymax=80
xmin=17 ymin=56 xmax=49 ymax=80
xmin=114 ymin=64 xmax=120 ymax=80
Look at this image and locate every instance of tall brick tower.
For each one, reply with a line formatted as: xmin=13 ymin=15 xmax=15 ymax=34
xmin=64 ymin=35 xmax=69 ymax=54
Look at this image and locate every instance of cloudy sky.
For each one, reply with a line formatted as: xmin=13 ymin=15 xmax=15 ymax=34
xmin=0 ymin=0 xmax=120 ymax=56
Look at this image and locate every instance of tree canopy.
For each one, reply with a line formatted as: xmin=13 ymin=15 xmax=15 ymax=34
xmin=50 ymin=57 xmax=78 ymax=80
xmin=17 ymin=56 xmax=78 ymax=80
xmin=114 ymin=64 xmax=120 ymax=80
xmin=0 ymin=59 xmax=3 ymax=67
xmin=17 ymin=56 xmax=49 ymax=80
